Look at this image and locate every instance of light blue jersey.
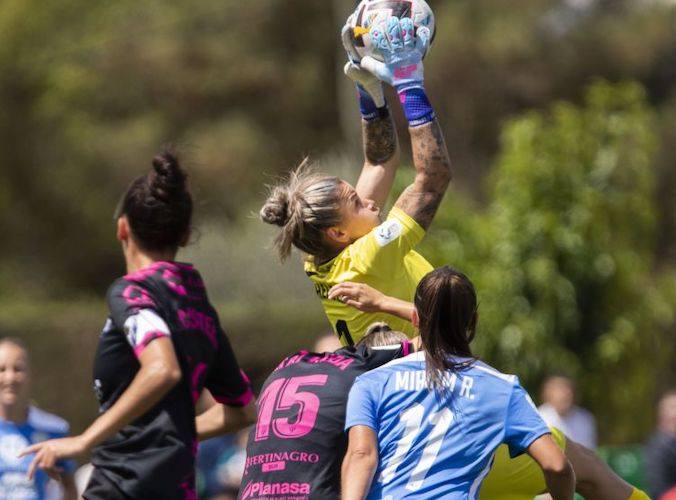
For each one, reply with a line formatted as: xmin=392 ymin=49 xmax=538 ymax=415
xmin=0 ymin=407 xmax=76 ymax=500
xmin=345 ymin=352 xmax=549 ymax=499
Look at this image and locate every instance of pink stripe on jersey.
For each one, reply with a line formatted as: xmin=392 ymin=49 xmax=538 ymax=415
xmin=124 ymin=261 xmax=195 ymax=281
xmin=402 ymin=341 xmax=411 ymax=356
xmin=122 ymin=285 xmax=156 ymax=308
xmin=133 ymin=331 xmax=170 ymax=357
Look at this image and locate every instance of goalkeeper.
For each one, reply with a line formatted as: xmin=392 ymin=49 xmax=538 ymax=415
xmin=261 ymin=17 xmax=442 ymax=346
xmin=262 ymin=14 xmax=648 ymax=500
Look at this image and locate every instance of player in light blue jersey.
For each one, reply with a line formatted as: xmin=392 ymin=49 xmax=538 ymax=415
xmin=0 ymin=338 xmax=76 ymax=500
xmin=342 ymin=267 xmax=574 ymax=500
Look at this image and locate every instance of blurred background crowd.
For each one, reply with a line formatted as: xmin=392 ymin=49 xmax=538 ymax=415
xmin=1 ymin=0 xmax=676 ymax=497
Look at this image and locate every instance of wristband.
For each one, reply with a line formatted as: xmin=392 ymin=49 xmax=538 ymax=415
xmin=398 ymin=86 xmax=435 ymax=126
xmin=357 ymin=84 xmax=389 ymax=121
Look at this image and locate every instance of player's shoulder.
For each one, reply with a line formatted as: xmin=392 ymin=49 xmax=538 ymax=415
xmin=468 ymin=360 xmax=518 ymax=386
xmin=106 ymin=276 xmax=132 ymax=298
xmin=386 ymin=206 xmax=425 ymax=236
xmin=106 ymin=274 xmax=149 ymax=299
xmin=27 ymin=406 xmax=69 ymax=434
xmin=106 ymin=273 xmax=157 ymax=312
xmin=355 ymin=350 xmax=425 ymax=384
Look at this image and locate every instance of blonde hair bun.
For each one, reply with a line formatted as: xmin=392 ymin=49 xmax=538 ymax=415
xmin=260 ymin=186 xmax=290 ymax=227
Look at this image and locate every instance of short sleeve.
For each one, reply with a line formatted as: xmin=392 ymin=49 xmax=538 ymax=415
xmin=503 ymin=381 xmax=551 ymax=458
xmin=345 ymin=376 xmax=380 ymax=432
xmin=205 ymin=329 xmax=253 ymax=407
xmin=107 ymin=279 xmax=170 ymax=358
xmin=349 ymin=207 xmax=425 ymax=276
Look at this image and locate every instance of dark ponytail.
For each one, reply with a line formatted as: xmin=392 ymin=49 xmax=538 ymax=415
xmin=415 ymin=266 xmax=478 ymax=390
xmin=117 ymin=148 xmax=193 ymax=251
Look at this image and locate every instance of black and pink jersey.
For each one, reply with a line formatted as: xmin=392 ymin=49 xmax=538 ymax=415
xmin=88 ymin=261 xmax=253 ymax=500
xmin=239 ymin=343 xmax=411 ymax=500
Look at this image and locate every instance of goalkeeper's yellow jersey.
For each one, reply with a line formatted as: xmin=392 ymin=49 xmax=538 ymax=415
xmin=304 ymin=207 xmax=433 ymax=345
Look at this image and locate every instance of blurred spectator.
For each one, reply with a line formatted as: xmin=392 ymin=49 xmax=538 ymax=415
xmin=538 ymin=375 xmax=597 ymax=449
xmin=0 ymin=337 xmax=77 ymax=499
xmin=645 ymin=390 xmax=676 ymax=499
xmin=196 ymin=428 xmax=249 ymax=499
xmin=313 ymin=333 xmax=342 ymax=353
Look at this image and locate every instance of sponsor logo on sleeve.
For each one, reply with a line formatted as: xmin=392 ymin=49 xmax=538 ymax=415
xmin=374 ymin=219 xmax=402 ymax=247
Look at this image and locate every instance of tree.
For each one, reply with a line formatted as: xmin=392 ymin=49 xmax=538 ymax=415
xmin=423 ymin=81 xmax=675 ymax=442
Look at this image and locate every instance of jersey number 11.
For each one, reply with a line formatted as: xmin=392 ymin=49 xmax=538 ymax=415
xmin=380 ymin=404 xmax=454 ymax=491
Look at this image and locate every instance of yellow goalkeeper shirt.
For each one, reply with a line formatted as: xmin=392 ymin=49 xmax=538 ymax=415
xmin=304 ymin=207 xmax=433 ymax=345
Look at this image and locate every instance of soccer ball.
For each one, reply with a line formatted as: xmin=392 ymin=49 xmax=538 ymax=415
xmin=349 ymin=0 xmax=436 ymax=61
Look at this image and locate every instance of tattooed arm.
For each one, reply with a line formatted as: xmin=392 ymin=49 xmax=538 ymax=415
xmin=394 ymin=119 xmax=452 ymax=230
xmin=342 ymin=19 xmax=401 ymax=208
xmin=355 ymin=113 xmax=400 ymax=209
xmin=352 ymin=16 xmax=449 ymax=229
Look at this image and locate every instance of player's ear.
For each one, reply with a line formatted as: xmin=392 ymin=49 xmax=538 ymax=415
xmin=411 ymin=308 xmax=420 ymax=329
xmin=117 ymin=215 xmax=130 ymax=243
xmin=325 ymin=226 xmax=350 ymax=244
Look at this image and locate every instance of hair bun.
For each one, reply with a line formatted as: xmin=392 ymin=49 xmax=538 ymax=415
xmin=260 ymin=186 xmax=290 ymax=227
xmin=149 ymin=149 xmax=187 ymax=202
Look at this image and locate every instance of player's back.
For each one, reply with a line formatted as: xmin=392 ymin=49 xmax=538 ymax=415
xmin=240 ymin=344 xmax=408 ymax=500
xmin=345 ymin=352 xmax=550 ymax=499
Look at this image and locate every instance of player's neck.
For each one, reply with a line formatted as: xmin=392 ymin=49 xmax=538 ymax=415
xmin=123 ymin=241 xmax=177 ymax=274
xmin=316 ymin=242 xmax=348 ymax=265
xmin=0 ymin=403 xmax=29 ymax=424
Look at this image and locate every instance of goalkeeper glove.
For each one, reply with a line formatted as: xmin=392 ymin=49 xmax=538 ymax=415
xmin=341 ymin=16 xmax=387 ymax=121
xmin=361 ymin=17 xmax=434 ymax=126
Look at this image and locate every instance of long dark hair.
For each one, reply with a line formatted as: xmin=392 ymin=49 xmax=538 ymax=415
xmin=415 ymin=266 xmax=478 ymax=389
xmin=116 ymin=148 xmax=193 ymax=252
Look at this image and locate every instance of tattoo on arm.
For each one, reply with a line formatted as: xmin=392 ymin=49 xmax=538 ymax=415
xmin=363 ymin=114 xmax=397 ymax=165
xmin=394 ymin=120 xmax=452 ymax=230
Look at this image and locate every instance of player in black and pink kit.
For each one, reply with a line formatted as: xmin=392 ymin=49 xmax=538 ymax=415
xmin=20 ymin=150 xmax=256 ymax=500
xmin=239 ymin=325 xmax=411 ymax=500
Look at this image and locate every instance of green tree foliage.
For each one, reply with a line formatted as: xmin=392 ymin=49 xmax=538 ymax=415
xmin=2 ymin=1 xmax=676 ymax=294
xmin=422 ymin=81 xmax=675 ymax=442
xmin=0 ymin=0 xmax=339 ymax=293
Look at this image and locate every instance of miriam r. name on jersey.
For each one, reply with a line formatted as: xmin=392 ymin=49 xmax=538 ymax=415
xmin=394 ymin=370 xmax=475 ymax=399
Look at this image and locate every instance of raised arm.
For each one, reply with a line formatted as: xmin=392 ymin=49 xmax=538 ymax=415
xmin=355 ymin=113 xmax=400 ymax=208
xmin=358 ymin=17 xmax=451 ymax=230
xmin=394 ymin=119 xmax=451 ymax=230
xmin=342 ymin=22 xmax=401 ymax=208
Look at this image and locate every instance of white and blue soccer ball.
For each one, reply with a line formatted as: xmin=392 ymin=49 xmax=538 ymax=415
xmin=349 ymin=0 xmax=436 ymax=61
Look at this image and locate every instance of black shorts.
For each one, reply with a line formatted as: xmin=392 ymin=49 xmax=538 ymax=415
xmin=83 ymin=468 xmax=131 ymax=500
